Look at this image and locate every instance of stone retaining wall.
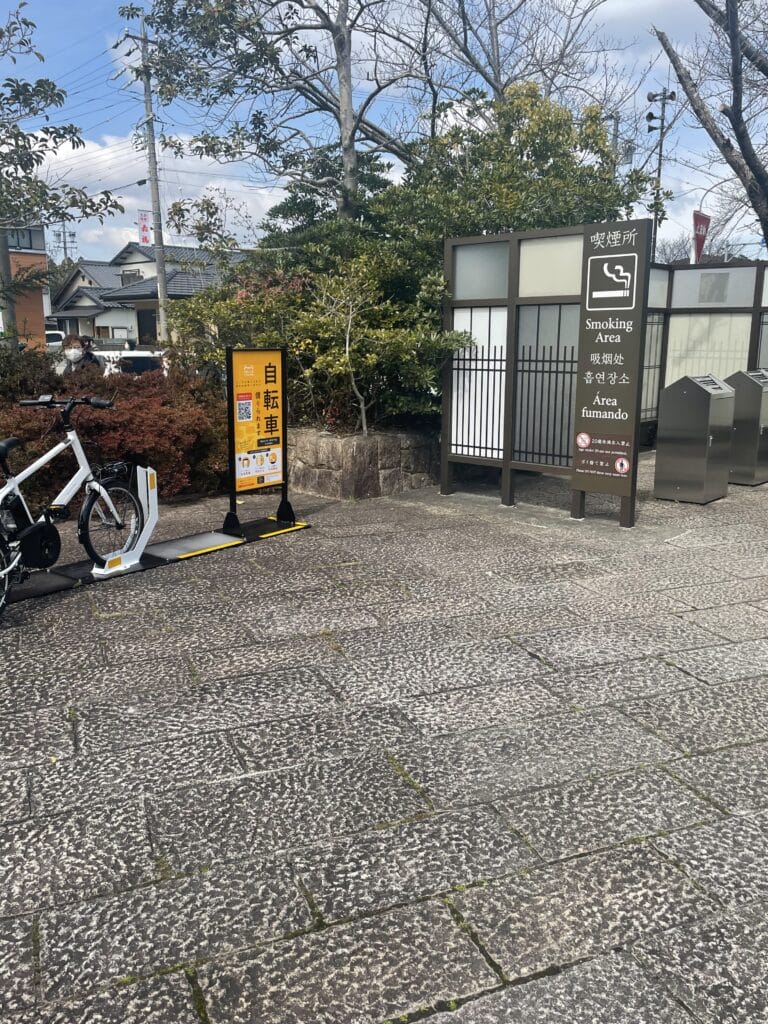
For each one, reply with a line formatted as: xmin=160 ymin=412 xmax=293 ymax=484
xmin=287 ymin=428 xmax=439 ymax=499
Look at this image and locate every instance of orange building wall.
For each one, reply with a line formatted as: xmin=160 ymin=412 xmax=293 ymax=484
xmin=9 ymin=251 xmax=47 ymax=349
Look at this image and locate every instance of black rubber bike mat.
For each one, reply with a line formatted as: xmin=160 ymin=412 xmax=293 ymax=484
xmin=6 ymin=517 xmax=308 ymax=605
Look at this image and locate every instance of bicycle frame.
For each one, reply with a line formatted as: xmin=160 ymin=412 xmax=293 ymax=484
xmin=0 ymin=425 xmax=122 ymax=577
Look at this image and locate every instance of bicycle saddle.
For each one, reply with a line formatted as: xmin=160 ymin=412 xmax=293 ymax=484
xmin=0 ymin=437 xmax=23 ymax=459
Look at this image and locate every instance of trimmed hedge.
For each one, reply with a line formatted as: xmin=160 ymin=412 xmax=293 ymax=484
xmin=0 ymin=355 xmax=229 ymax=510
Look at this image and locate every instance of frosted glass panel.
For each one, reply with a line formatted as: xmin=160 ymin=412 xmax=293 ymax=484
xmin=671 ymin=267 xmax=756 ymax=308
xmin=648 ymin=268 xmax=669 ymax=308
xmin=665 ymin=313 xmax=751 ymax=384
xmin=762 ymin=274 xmax=768 ymax=308
xmin=759 ymin=313 xmax=768 ymax=366
xmin=518 ymin=235 xmax=583 ymax=297
xmin=450 ymin=305 xmax=507 ymax=458
xmin=453 ymin=243 xmax=509 ymax=300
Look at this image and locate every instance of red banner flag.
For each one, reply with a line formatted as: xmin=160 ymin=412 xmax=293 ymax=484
xmin=138 ymin=210 xmax=152 ymax=246
xmin=693 ymin=210 xmax=711 ymax=263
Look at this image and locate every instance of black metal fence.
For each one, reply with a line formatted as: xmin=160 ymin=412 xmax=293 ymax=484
xmin=450 ymin=345 xmax=506 ymax=460
xmin=511 ymin=304 xmax=579 ymax=466
xmin=449 ymin=303 xmax=667 ymax=474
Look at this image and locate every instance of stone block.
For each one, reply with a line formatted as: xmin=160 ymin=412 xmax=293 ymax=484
xmin=39 ymin=859 xmax=312 ymax=1002
xmin=408 ymin=471 xmax=435 ymax=489
xmin=315 ymin=433 xmax=341 ymax=470
xmin=340 ymin=436 xmax=380 ymax=499
xmin=448 ymin=954 xmax=695 ymax=1023
xmin=379 ymin=467 xmax=405 ymax=495
xmin=453 ymin=847 xmax=716 ymax=980
xmin=634 ymin=900 xmax=768 ymax=1024
xmin=315 ymin=467 xmax=342 ymax=498
xmin=0 ymin=917 xmax=35 ymax=1014
xmin=198 ymin=901 xmax=497 ymax=1023
xmin=377 ymin=433 xmax=402 ymax=470
xmin=290 ymin=463 xmax=319 ymax=495
xmin=403 ymin=442 xmax=432 ymax=474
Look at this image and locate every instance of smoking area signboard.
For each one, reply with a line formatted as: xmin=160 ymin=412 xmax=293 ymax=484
xmin=571 ymin=219 xmax=652 ymax=527
xmin=227 ymin=348 xmax=286 ymax=494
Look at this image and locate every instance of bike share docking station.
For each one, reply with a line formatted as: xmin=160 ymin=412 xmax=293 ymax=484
xmin=7 ymin=348 xmax=309 ymax=608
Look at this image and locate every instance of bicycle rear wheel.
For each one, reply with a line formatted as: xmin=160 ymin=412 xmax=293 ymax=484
xmin=80 ymin=482 xmax=143 ymax=566
xmin=0 ymin=539 xmax=10 ymax=619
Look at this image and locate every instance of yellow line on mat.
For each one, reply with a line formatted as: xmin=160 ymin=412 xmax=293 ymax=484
xmin=259 ymin=523 xmax=308 ymax=538
xmin=177 ymin=540 xmax=244 ymax=559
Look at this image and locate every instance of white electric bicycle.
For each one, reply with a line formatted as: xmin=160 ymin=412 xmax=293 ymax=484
xmin=0 ymin=395 xmax=144 ymax=617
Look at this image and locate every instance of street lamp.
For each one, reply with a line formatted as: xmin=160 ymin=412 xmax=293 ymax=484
xmin=646 ymin=88 xmax=677 ymax=262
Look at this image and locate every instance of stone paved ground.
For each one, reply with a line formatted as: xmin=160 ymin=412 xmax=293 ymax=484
xmin=2 ymin=451 xmax=768 ymax=1022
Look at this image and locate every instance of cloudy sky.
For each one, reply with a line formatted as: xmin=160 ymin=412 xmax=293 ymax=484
xmin=15 ymin=0 xmax=755 ymax=262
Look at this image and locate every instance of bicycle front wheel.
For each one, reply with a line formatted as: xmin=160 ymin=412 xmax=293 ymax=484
xmin=81 ymin=482 xmax=143 ymax=566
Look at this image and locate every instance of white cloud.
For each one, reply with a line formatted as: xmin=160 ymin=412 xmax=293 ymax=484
xmin=39 ymin=133 xmax=281 ymax=261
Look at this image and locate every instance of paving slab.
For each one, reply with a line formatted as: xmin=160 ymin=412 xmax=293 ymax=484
xmin=670 ymin=741 xmax=768 ymax=813
xmin=77 ymin=666 xmax=341 ymax=752
xmin=653 ymin=811 xmax=768 ymax=905
xmin=0 ymin=916 xmax=35 ymax=1016
xmin=577 ymin=565 xmax=736 ymax=596
xmin=148 ymin=752 xmax=428 ymax=870
xmin=623 ymin=678 xmax=768 ymax=753
xmin=667 ymin=638 xmax=768 ymax=682
xmin=217 ymin=598 xmax=382 ymax=638
xmin=0 ymin=803 xmax=154 ymax=915
xmin=499 ymin=766 xmax=720 ymax=861
xmin=187 ymin=634 xmax=343 ymax=678
xmin=559 ymin=589 xmax=696 ymax=620
xmin=0 ymin=708 xmax=75 ymax=768
xmin=663 ymin=577 xmax=768 ymax=606
xmin=29 ymin=732 xmax=244 ymax=815
xmin=10 ymin=974 xmax=199 ymax=1024
xmin=231 ymin=706 xmax=416 ymax=773
xmin=446 ymin=953 xmax=695 ymax=1023
xmin=198 ymin=901 xmax=499 ymax=1023
xmin=392 ymin=708 xmax=677 ymax=806
xmin=334 ymin=639 xmax=547 ymax=703
xmin=40 ymin=859 xmax=312 ymax=1003
xmin=517 ymin=616 xmax=721 ymax=670
xmin=540 ymin=658 xmax=696 ymax=707
xmin=294 ymin=805 xmax=536 ymax=921
xmin=678 ymin=603 xmax=768 ymax=642
xmin=453 ymin=847 xmax=717 ymax=980
xmin=0 ymin=767 xmax=29 ymax=825
xmin=634 ymin=899 xmax=768 ymax=1024
xmin=399 ymin=678 xmax=564 ymax=735
xmin=330 ymin=612 xmax=558 ymax=661
xmin=0 ymin=640 xmax=105 ymax=681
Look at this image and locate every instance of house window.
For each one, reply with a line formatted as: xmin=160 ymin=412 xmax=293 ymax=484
xmin=95 ymin=326 xmax=110 ymax=338
xmin=121 ymin=270 xmax=143 ymax=286
xmin=7 ymin=228 xmax=33 ymax=249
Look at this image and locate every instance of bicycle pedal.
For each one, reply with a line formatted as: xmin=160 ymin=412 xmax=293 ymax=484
xmin=47 ymin=504 xmax=70 ymax=521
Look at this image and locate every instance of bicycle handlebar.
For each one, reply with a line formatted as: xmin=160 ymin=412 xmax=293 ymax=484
xmin=18 ymin=395 xmax=113 ymax=410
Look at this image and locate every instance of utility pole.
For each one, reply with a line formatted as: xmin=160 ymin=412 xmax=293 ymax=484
xmin=646 ymin=88 xmax=677 ymax=263
xmin=138 ymin=20 xmax=169 ymax=345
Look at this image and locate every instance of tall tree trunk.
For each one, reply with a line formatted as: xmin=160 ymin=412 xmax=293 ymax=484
xmin=332 ymin=0 xmax=359 ymax=218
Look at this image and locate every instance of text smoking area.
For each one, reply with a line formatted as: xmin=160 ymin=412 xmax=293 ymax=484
xmin=441 ymin=218 xmax=768 ymax=525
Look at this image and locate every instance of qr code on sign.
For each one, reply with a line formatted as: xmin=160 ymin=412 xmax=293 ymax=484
xmin=237 ymin=400 xmax=252 ymax=422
